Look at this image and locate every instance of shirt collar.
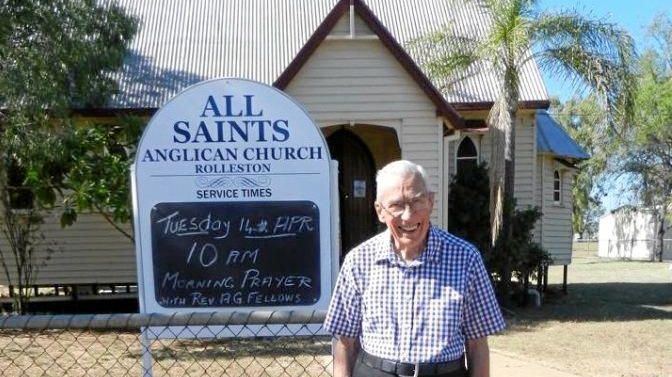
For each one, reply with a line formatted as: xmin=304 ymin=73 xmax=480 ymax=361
xmin=374 ymin=225 xmax=442 ymax=265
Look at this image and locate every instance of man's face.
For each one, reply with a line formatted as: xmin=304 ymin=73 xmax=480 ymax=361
xmin=375 ymin=173 xmax=434 ymax=254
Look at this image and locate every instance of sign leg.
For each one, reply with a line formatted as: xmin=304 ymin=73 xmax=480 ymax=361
xmin=141 ymin=327 xmax=155 ymax=377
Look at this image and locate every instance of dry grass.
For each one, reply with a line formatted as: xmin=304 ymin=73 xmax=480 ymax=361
xmin=0 ymin=330 xmax=332 ymax=376
xmin=490 ymin=245 xmax=672 ymax=377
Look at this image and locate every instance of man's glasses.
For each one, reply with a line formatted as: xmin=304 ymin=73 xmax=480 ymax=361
xmin=379 ymin=196 xmax=430 ymax=217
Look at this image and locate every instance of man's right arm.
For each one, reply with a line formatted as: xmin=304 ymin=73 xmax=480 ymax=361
xmin=333 ymin=335 xmax=359 ymax=377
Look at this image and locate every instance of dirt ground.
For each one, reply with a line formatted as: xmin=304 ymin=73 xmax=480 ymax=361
xmin=489 ymin=245 xmax=672 ymax=377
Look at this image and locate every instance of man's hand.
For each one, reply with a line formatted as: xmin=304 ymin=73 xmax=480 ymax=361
xmin=466 ymin=336 xmax=490 ymax=377
xmin=333 ymin=335 xmax=359 ymax=377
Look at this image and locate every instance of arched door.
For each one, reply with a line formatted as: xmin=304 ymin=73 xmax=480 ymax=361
xmin=327 ymin=129 xmax=378 ymax=261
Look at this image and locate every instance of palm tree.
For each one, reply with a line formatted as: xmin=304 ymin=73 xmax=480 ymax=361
xmin=412 ymin=0 xmax=636 ymax=262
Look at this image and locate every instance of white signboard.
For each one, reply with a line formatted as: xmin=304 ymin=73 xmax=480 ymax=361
xmin=132 ymin=78 xmax=333 ymax=314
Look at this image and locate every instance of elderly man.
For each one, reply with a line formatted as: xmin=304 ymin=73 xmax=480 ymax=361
xmin=324 ymin=160 xmax=504 ymax=377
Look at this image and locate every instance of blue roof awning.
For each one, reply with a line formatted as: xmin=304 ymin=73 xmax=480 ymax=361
xmin=536 ymin=110 xmax=590 ymax=160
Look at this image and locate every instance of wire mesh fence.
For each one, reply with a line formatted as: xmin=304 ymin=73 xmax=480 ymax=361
xmin=0 ymin=311 xmax=332 ymax=376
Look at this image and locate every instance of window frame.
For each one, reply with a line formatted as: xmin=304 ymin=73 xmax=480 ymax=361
xmin=553 ymin=169 xmax=562 ymax=205
xmin=455 ymin=136 xmax=479 ymax=175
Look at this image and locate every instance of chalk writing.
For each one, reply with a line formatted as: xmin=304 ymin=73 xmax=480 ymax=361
xmin=240 ymin=269 xmax=312 ymax=289
xmin=226 ymin=249 xmax=259 ymax=265
xmin=160 ymin=272 xmax=235 ymax=290
xmin=155 ymin=211 xmax=231 ymax=239
xmin=150 ymin=201 xmax=320 ymax=308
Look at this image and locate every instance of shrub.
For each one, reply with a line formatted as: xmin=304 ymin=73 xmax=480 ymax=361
xmin=448 ymin=163 xmax=551 ymax=303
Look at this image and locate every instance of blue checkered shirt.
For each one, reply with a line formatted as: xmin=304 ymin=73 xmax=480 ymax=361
xmin=324 ymin=226 xmax=505 ymax=363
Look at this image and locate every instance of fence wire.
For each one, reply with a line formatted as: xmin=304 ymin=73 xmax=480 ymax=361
xmin=0 ymin=311 xmax=332 ymax=376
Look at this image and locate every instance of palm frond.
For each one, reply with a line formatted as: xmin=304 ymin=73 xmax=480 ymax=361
xmin=531 ymin=11 xmax=637 ymax=133
xmin=407 ymin=29 xmax=482 ymax=91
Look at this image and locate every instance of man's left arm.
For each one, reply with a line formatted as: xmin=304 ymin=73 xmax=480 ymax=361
xmin=466 ymin=336 xmax=490 ymax=377
xmin=462 ymin=251 xmax=505 ymax=377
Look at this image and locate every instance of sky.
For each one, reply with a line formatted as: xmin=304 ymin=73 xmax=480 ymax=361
xmin=537 ymin=1 xmax=669 ymax=212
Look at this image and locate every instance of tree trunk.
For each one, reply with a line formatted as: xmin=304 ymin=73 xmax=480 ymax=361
xmin=489 ymin=101 xmax=516 ymax=248
xmin=488 ymin=66 xmax=518 ymax=300
xmin=657 ymin=207 xmax=666 ymax=262
xmin=500 ymin=99 xmax=516 ymax=298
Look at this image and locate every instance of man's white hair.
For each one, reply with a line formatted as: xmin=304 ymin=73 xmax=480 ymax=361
xmin=375 ymin=160 xmax=430 ymax=200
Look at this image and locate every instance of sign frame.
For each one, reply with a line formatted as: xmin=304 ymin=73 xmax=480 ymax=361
xmin=132 ymin=78 xmax=334 ymax=315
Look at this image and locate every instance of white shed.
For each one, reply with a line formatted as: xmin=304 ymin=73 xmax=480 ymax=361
xmin=598 ymin=206 xmax=672 ymax=261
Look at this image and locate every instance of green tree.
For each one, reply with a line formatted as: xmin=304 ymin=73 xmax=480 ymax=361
xmin=615 ymin=14 xmax=672 ymax=261
xmin=551 ymin=96 xmax=610 ymax=238
xmin=62 ymin=116 xmax=144 ymax=242
xmin=411 ymin=0 xmax=636 ymax=284
xmin=0 ymin=0 xmax=137 ymax=313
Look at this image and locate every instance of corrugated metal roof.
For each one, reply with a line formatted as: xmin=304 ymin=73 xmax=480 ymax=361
xmin=110 ymin=0 xmax=548 ymax=109
xmin=365 ymin=0 xmax=548 ymax=104
xmin=536 ymin=110 xmax=590 ymax=160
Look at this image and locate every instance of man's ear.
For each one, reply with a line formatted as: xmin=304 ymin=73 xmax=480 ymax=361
xmin=427 ymin=192 xmax=435 ymax=213
xmin=374 ymin=202 xmax=386 ymax=223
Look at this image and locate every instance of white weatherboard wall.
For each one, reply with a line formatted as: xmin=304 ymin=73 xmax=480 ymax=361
xmin=285 ymin=16 xmax=445 ymax=225
xmin=478 ymin=113 xmax=536 ymax=209
xmin=537 ymin=156 xmax=574 ymax=265
xmin=0 ymin=211 xmax=134 ymax=286
xmin=535 ymin=151 xmax=543 ymax=245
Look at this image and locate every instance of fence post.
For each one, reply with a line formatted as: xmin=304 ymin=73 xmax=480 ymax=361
xmin=141 ymin=327 xmax=154 ymax=377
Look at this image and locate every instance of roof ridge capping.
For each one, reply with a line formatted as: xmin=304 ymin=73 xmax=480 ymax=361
xmin=273 ymin=0 xmax=465 ymax=129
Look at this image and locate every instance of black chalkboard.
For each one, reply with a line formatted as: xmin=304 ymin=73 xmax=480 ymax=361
xmin=150 ymin=201 xmax=320 ymax=308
